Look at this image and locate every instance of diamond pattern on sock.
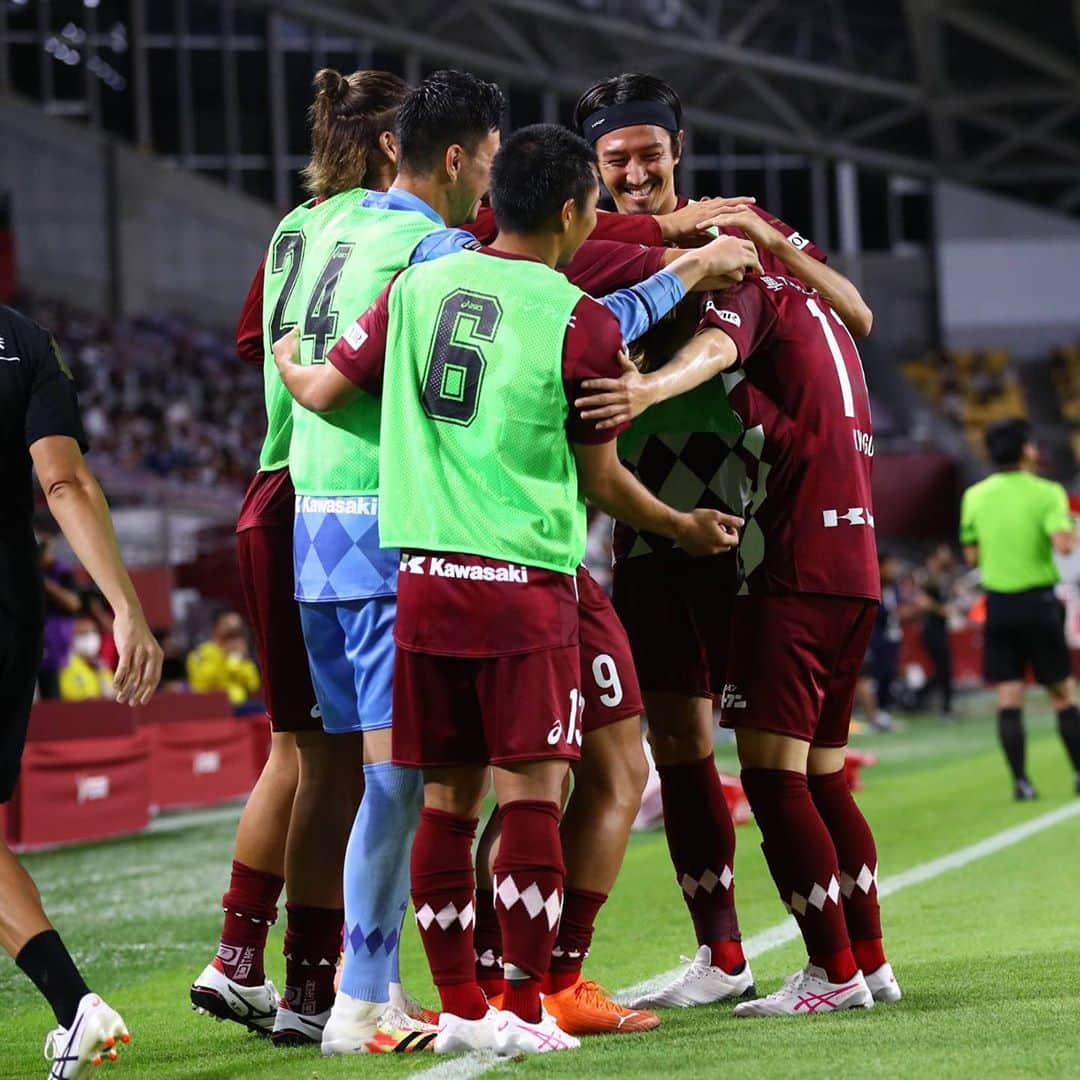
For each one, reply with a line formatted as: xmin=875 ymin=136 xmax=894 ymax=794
xmin=791 ymin=875 xmax=841 ymax=915
xmin=346 ymin=921 xmax=402 ymax=956
xmin=415 ymin=901 xmax=475 ymax=932
xmin=475 ymin=948 xmax=501 ymax=969
xmin=494 ymin=874 xmax=563 ymax=931
xmin=839 ymin=863 xmax=878 ymax=898
xmin=679 ymin=864 xmax=734 ymax=898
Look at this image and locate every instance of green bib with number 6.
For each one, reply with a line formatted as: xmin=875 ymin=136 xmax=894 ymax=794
xmin=262 ymin=190 xmax=440 ymax=494
xmin=378 ymin=249 xmax=586 ymax=575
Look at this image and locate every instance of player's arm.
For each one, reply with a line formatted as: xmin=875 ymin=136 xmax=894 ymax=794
xmin=959 ymin=489 xmax=980 ymax=567
xmin=274 ymin=281 xmax=394 ymax=413
xmin=699 ymin=206 xmax=873 ymax=337
xmin=25 ymin=332 xmax=162 ymax=705
xmin=578 ymin=281 xmax=774 ymax=429
xmin=573 ymin=439 xmax=740 ymax=556
xmin=595 ymin=236 xmax=762 ymax=345
xmin=32 ymin=439 xmax=161 ymax=705
xmin=577 ymin=328 xmax=739 ymax=429
xmin=235 ymin=257 xmax=267 ymax=367
xmin=1047 ymin=484 xmax=1077 ymax=555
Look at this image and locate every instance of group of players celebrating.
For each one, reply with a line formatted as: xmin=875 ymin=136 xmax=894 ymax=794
xmin=188 ymin=65 xmax=899 ymax=1058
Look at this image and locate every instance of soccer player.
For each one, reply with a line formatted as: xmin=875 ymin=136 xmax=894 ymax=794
xmin=1 ymin=303 xmax=162 ymax=1077
xmin=275 ymin=122 xmax=742 ymax=1054
xmin=683 ymin=272 xmax=899 ymax=1016
xmin=573 ymin=72 xmax=872 ymax=1009
xmin=191 ymin=69 xmax=417 ymax=1047
xmin=961 ymin=418 xmax=1080 ymax=799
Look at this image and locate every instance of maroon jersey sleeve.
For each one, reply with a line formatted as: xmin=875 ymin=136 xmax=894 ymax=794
xmin=591 ymin=210 xmax=664 ymax=246
xmin=327 ymin=281 xmax=393 ymax=393
xmin=563 ymin=239 xmax=665 ymax=295
xmin=751 ymin=205 xmax=827 ymax=264
xmin=236 ymin=257 xmax=266 ymax=368
xmin=564 ymin=298 xmax=629 ymax=445
xmin=698 ymin=281 xmax=778 ymax=365
xmin=463 ymin=205 xmax=498 ymax=245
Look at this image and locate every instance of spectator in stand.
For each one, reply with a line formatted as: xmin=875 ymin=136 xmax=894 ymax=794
xmin=59 ymin=613 xmax=115 ymax=701
xmin=917 ymin=544 xmax=957 ymax=721
xmin=37 ymin=531 xmax=80 ymax=699
xmin=186 ymin=610 xmax=262 ymax=711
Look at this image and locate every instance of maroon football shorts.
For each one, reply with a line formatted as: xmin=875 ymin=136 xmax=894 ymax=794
xmin=612 ymin=553 xmax=738 ymax=700
xmin=236 ymin=524 xmax=320 ymax=732
xmin=391 ymin=644 xmax=583 ymax=768
xmin=576 ymin=566 xmax=643 ymax=732
xmin=719 ymin=593 xmax=877 ymax=747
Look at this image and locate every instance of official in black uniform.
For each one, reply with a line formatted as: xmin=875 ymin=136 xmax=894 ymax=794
xmin=0 ymin=304 xmax=162 ymax=1076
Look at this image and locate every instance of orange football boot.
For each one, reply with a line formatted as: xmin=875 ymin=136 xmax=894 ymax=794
xmin=541 ymin=976 xmax=660 ymax=1035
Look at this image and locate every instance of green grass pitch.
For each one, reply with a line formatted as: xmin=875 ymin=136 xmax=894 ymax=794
xmin=3 ymin=699 xmax=1079 ymax=1079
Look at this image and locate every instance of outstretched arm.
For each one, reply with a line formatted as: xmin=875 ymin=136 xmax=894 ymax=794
xmin=576 ymin=328 xmax=739 ymax=430
xmin=700 ymin=206 xmax=873 ymax=337
xmin=272 ymin=328 xmax=360 ymax=413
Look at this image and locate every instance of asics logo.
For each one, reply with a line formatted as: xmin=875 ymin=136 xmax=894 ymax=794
xmin=546 ymin=720 xmax=563 ymax=746
xmin=310 ymin=703 xmax=322 ymax=719
xmin=793 ymin=983 xmax=859 ymax=1013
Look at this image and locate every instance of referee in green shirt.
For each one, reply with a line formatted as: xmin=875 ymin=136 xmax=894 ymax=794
xmin=961 ymin=418 xmax=1080 ymax=799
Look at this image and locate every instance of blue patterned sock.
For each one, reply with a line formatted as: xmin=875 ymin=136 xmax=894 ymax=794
xmin=340 ymin=760 xmax=422 ymax=1003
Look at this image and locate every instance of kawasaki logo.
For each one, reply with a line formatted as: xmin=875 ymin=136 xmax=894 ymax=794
xmin=399 ymin=554 xmax=529 ymax=583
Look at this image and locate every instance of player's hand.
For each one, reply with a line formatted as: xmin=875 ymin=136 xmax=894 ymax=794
xmin=674 ymin=508 xmax=743 ymax=557
xmin=111 ymin=608 xmax=163 ymax=707
xmin=576 ymin=350 xmax=655 ymax=429
xmin=272 ymin=327 xmax=301 ymax=371
xmin=698 ymin=205 xmax=782 ymax=252
xmin=695 ymin=235 xmax=763 ymax=285
xmin=656 ymin=196 xmax=757 ymax=245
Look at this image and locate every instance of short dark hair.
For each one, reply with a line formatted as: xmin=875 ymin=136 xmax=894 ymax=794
xmin=396 ymin=69 xmax=504 ymax=172
xmin=985 ymin=417 xmax=1032 ymax=466
xmin=573 ymin=72 xmax=683 ymax=142
xmin=489 ymin=124 xmax=599 ymax=234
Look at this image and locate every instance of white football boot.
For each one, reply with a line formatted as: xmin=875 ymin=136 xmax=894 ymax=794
xmin=734 ymin=965 xmax=874 ymax=1018
xmin=492 ymin=1008 xmax=579 ymax=1054
xmin=271 ymin=1001 xmax=331 ymax=1046
xmin=623 ymin=945 xmax=755 ymax=1009
xmin=322 ymin=993 xmax=435 ymax=1055
xmin=433 ymin=1006 xmax=500 ymax=1054
xmin=864 ymin=962 xmax=902 ymax=1003
xmin=44 ymin=994 xmax=130 ymax=1079
xmin=189 ymin=962 xmax=277 ymax=1035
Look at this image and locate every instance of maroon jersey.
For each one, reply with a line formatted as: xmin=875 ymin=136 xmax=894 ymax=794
xmin=329 ymin=246 xmax=627 ymax=655
xmin=613 ymin=203 xmax=827 ymax=564
xmin=700 ymin=274 xmax=879 ymax=601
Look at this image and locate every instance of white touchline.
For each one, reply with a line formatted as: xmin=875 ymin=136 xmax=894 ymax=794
xmin=405 ymin=800 xmax=1080 ymax=1079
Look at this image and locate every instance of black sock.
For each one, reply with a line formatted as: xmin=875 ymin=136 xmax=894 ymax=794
xmin=1057 ymin=706 xmax=1080 ymax=773
xmin=15 ymin=930 xmax=90 ymax=1028
xmin=997 ymin=708 xmax=1027 ymax=781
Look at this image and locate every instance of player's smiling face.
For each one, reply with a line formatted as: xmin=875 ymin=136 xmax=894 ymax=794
xmin=595 ymin=124 xmax=681 ymax=216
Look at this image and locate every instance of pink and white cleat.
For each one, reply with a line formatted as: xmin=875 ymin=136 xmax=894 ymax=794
xmin=734 ymin=965 xmax=874 ymax=1018
xmin=492 ymin=1008 xmax=579 ymax=1054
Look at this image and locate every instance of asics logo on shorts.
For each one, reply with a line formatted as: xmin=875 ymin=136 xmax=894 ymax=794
xmin=547 ymin=719 xmax=564 ymax=745
xmin=398 ymin=554 xmax=529 ymax=583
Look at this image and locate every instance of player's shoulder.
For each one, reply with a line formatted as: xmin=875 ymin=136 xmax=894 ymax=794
xmin=571 ymin=293 xmax=621 ymax=339
xmin=0 ymin=305 xmax=56 ymax=368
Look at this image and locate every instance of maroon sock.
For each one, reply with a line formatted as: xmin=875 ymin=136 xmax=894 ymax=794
xmin=493 ymin=800 xmax=564 ymax=1023
xmin=282 ymin=904 xmax=344 ymax=1015
xmin=411 ymin=808 xmax=487 ymax=1020
xmin=544 ymin=887 xmax=606 ymax=994
xmin=809 ymin=770 xmax=883 ymax=944
xmin=657 ymin=756 xmax=744 ymax=970
xmin=741 ymin=769 xmax=856 ymax=984
xmin=808 ymin=768 xmax=886 ymax=970
xmin=473 ymin=888 xmax=504 ymax=997
xmin=213 ymin=860 xmax=284 ymax=987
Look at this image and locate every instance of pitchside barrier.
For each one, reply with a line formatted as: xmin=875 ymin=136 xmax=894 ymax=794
xmin=2 ymin=694 xmax=269 ymax=851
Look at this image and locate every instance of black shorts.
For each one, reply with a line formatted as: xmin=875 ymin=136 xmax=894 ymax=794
xmin=0 ymin=579 xmax=44 ymax=803
xmin=984 ymin=587 xmax=1072 ymax=687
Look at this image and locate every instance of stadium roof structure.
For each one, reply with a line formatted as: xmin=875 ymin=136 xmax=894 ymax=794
xmin=258 ymin=0 xmax=1080 ymax=215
